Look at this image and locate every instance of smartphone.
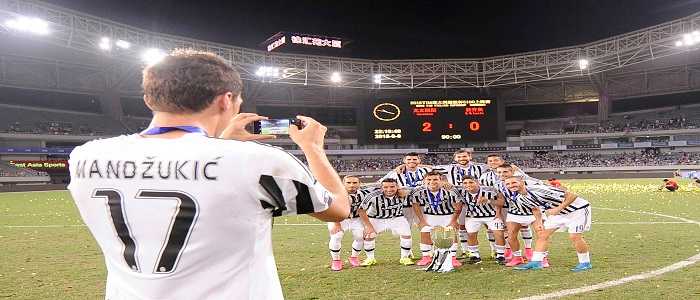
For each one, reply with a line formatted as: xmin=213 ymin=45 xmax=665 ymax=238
xmin=253 ymin=119 xmax=303 ymax=135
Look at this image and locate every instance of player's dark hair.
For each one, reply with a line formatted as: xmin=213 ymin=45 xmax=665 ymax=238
xmin=497 ymin=163 xmax=513 ymax=169
xmin=143 ymin=49 xmax=243 ymax=113
xmin=424 ymin=170 xmax=442 ymax=177
xmin=486 ymin=153 xmax=501 ymax=158
xmin=454 ymin=149 xmax=471 ymax=155
xmin=663 ymin=179 xmax=669 ymax=182
xmin=405 ymin=152 xmax=421 ymax=157
xmin=462 ymin=175 xmax=479 ymax=182
xmin=381 ymin=178 xmax=398 ymax=184
xmin=343 ymin=175 xmax=360 ymax=181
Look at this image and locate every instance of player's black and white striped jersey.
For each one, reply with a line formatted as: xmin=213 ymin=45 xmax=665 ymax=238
xmin=478 ymin=170 xmax=500 ymax=188
xmin=434 ymin=163 xmax=488 ymax=185
xmin=409 ymin=186 xmax=461 ymax=216
xmin=67 ymin=134 xmax=333 ymax=300
xmin=516 ymin=185 xmax=590 ymax=215
xmin=496 ymin=182 xmax=536 ymax=216
xmin=361 ymin=191 xmax=411 ymax=219
xmin=378 ymin=167 xmax=430 ymax=188
xmin=348 ymin=189 xmax=373 ymax=218
xmin=454 ymin=186 xmax=499 ymax=218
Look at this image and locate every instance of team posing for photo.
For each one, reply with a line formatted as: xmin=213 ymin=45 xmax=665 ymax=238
xmin=327 ymin=150 xmax=593 ymax=272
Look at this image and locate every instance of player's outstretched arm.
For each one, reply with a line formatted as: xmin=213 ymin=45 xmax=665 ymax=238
xmin=290 ymin=116 xmax=349 ymax=222
xmin=449 ymin=202 xmax=462 ymax=228
xmin=547 ymin=191 xmax=578 ymax=216
xmin=412 ymin=202 xmax=428 ymax=228
xmin=358 ymin=209 xmax=376 ymax=239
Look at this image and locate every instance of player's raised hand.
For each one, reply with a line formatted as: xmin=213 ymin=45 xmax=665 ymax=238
xmin=290 ymin=115 xmax=327 ymax=151
xmin=219 ymin=113 xmax=276 ymax=141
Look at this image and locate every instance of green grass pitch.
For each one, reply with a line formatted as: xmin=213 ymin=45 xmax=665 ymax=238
xmin=1 ymin=179 xmax=700 ymax=299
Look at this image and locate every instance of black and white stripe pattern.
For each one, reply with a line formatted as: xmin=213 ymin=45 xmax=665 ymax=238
xmin=259 ymin=175 xmax=330 ymax=216
xmin=434 ymin=163 xmax=488 ymax=185
xmin=497 ymin=182 xmax=535 ymax=216
xmin=517 ymin=185 xmax=590 ymax=215
xmin=380 ymin=167 xmax=430 ymax=188
xmin=361 ymin=191 xmax=410 ymax=219
xmin=349 ymin=189 xmax=373 ymax=218
xmin=455 ymin=186 xmax=499 ymax=218
xmin=478 ymin=170 xmax=500 ymax=188
xmin=409 ymin=186 xmax=461 ymax=216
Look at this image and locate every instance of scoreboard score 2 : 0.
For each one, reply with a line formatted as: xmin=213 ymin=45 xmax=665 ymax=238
xmin=360 ymin=98 xmax=503 ymax=144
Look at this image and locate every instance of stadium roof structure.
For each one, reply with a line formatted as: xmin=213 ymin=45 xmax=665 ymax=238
xmin=0 ymin=0 xmax=699 ymax=111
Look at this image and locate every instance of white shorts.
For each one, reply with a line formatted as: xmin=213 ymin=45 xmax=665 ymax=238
xmin=506 ymin=214 xmax=536 ymax=226
xmin=369 ymin=217 xmax=412 ymax=236
xmin=424 ymin=214 xmax=453 ymax=228
xmin=466 ymin=217 xmax=505 ymax=233
xmin=327 ymin=218 xmax=364 ymax=239
xmin=544 ymin=205 xmax=592 ymax=234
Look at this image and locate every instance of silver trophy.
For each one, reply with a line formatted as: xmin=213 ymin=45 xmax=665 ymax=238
xmin=425 ymin=226 xmax=456 ymax=273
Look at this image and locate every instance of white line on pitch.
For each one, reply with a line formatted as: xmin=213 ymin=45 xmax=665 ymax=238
xmin=593 ymin=221 xmax=692 ymax=224
xmin=3 ymin=224 xmax=86 ymax=228
xmin=516 ymin=207 xmax=700 ymax=300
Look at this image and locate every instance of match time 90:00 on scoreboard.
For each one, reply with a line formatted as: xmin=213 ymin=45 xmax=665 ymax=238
xmin=359 ymin=98 xmax=504 ymax=144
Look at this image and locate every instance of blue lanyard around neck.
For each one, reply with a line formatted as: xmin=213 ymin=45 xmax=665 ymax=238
xmin=141 ymin=125 xmax=208 ymax=136
xmin=428 ymin=189 xmax=442 ymax=208
xmin=404 ymin=170 xmax=418 ymax=187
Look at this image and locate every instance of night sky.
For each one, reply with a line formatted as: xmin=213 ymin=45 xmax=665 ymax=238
xmin=45 ymin=0 xmax=700 ymax=59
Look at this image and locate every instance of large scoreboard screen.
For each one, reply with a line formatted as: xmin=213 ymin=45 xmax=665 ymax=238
xmin=359 ymin=98 xmax=504 ymax=144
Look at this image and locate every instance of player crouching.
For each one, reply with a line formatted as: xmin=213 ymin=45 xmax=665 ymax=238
xmin=328 ymin=175 xmax=370 ymax=271
xmin=410 ymin=171 xmax=463 ymax=268
xmin=454 ymin=176 xmax=507 ymax=265
xmin=358 ymin=178 xmax=415 ymax=266
xmin=504 ymin=176 xmax=593 ymax=272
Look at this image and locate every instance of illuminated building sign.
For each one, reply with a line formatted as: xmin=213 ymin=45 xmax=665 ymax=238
xmin=263 ymin=32 xmax=345 ymax=52
xmin=267 ymin=36 xmax=286 ymax=52
xmin=290 ymin=35 xmax=342 ymax=48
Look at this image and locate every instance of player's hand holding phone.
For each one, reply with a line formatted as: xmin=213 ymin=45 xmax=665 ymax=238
xmin=289 ymin=115 xmax=327 ymax=151
xmin=220 ymin=113 xmax=276 ymax=141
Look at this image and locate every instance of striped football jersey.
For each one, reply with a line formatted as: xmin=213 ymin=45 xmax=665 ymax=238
xmin=360 ymin=190 xmax=411 ymax=219
xmin=409 ymin=186 xmax=461 ymax=215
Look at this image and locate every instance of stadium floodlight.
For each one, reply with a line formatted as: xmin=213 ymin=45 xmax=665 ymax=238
xmin=255 ymin=66 xmax=280 ymax=78
xmin=330 ymin=72 xmax=342 ymax=83
xmin=141 ymin=48 xmax=166 ymax=66
xmin=675 ymin=31 xmax=700 ymax=47
xmin=4 ymin=16 xmax=50 ymax=35
xmin=578 ymin=59 xmax=589 ymax=70
xmin=115 ymin=40 xmax=131 ymax=49
xmin=373 ymin=74 xmax=382 ymax=84
xmin=98 ymin=37 xmax=111 ymax=51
